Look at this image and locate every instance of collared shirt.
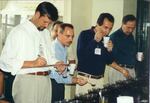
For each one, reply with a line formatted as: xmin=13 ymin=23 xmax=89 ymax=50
xmin=110 ymin=28 xmax=136 ymax=66
xmin=0 ymin=20 xmax=53 ymax=75
xmin=67 ymin=44 xmax=75 ymax=60
xmin=49 ymin=38 xmax=72 ymax=84
xmin=77 ymin=27 xmax=114 ymax=76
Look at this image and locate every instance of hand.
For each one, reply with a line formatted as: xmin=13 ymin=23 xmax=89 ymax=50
xmin=33 ymin=56 xmax=47 ymax=67
xmin=54 ymin=61 xmax=66 ymax=73
xmin=74 ymin=77 xmax=87 ymax=86
xmin=122 ymin=69 xmax=132 ymax=79
xmin=107 ymin=40 xmax=113 ymax=52
xmin=94 ymin=26 xmax=103 ymax=42
xmin=94 ymin=31 xmax=103 ymax=42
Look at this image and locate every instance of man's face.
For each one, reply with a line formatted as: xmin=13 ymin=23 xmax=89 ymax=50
xmin=95 ymin=18 xmax=113 ymax=37
xmin=58 ymin=27 xmax=74 ymax=47
xmin=122 ymin=21 xmax=136 ymax=36
xmin=37 ymin=14 xmax=53 ymax=31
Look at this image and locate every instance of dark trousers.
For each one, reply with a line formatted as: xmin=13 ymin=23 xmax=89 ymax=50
xmin=3 ymin=72 xmax=15 ymax=103
xmin=51 ymin=79 xmax=65 ymax=103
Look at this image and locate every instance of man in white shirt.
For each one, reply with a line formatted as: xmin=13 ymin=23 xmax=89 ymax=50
xmin=0 ymin=2 xmax=62 ymax=103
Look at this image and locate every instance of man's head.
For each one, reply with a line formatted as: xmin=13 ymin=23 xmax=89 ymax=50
xmin=95 ymin=13 xmax=114 ymax=37
xmin=57 ymin=23 xmax=74 ymax=47
xmin=51 ymin=21 xmax=63 ymax=40
xmin=32 ymin=2 xmax=58 ymax=31
xmin=122 ymin=14 xmax=136 ymax=35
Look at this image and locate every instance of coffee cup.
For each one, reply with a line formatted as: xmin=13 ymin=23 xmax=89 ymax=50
xmin=137 ymin=52 xmax=143 ymax=61
xmin=117 ymin=96 xmax=134 ymax=103
xmin=68 ymin=64 xmax=76 ymax=75
xmin=103 ymin=36 xmax=110 ymax=48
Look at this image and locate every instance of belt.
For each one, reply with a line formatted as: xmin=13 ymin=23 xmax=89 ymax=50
xmin=28 ymin=71 xmax=50 ymax=76
xmin=119 ymin=64 xmax=134 ymax=69
xmin=78 ymin=72 xmax=103 ymax=79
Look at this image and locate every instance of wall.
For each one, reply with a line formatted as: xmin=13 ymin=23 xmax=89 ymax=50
xmin=91 ymin=0 xmax=137 ymax=33
xmin=64 ymin=0 xmax=92 ymax=59
xmin=0 ymin=1 xmax=8 ymax=10
xmin=123 ymin=0 xmax=137 ymax=16
xmin=92 ymin=0 xmax=124 ymax=33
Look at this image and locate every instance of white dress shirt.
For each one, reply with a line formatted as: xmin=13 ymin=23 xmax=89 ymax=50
xmin=0 ymin=20 xmax=54 ymax=75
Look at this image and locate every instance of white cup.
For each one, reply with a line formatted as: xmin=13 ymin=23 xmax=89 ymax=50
xmin=103 ymin=36 xmax=110 ymax=48
xmin=137 ymin=52 xmax=143 ymax=61
xmin=68 ymin=64 xmax=76 ymax=75
xmin=117 ymin=96 xmax=134 ymax=103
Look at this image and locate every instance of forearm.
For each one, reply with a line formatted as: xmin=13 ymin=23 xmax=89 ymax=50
xmin=22 ymin=61 xmax=36 ymax=68
xmin=109 ymin=62 xmax=125 ymax=73
xmin=22 ymin=57 xmax=47 ymax=69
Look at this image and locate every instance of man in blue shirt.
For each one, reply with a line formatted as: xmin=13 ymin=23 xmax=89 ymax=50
xmin=108 ymin=14 xmax=137 ymax=84
xmin=50 ymin=23 xmax=87 ymax=102
xmin=76 ymin=13 xmax=131 ymax=94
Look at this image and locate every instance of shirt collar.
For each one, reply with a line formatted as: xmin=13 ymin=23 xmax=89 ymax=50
xmin=55 ymin=38 xmax=67 ymax=50
xmin=119 ymin=28 xmax=132 ymax=38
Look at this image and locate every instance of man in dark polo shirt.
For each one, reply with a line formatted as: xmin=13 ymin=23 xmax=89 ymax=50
xmin=108 ymin=14 xmax=137 ymax=84
xmin=76 ymin=13 xmax=131 ymax=94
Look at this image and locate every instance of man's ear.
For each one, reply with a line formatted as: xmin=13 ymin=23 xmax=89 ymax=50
xmin=35 ymin=11 xmax=41 ymax=19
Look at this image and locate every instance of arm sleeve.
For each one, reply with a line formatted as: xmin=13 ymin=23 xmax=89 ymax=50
xmin=49 ymin=70 xmax=72 ymax=84
xmin=0 ymin=29 xmax=26 ymax=75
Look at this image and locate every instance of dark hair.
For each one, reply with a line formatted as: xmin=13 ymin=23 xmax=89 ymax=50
xmin=35 ymin=2 xmax=58 ymax=21
xmin=97 ymin=13 xmax=114 ymax=26
xmin=122 ymin=14 xmax=136 ymax=24
xmin=59 ymin=23 xmax=74 ymax=33
xmin=51 ymin=21 xmax=63 ymax=30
